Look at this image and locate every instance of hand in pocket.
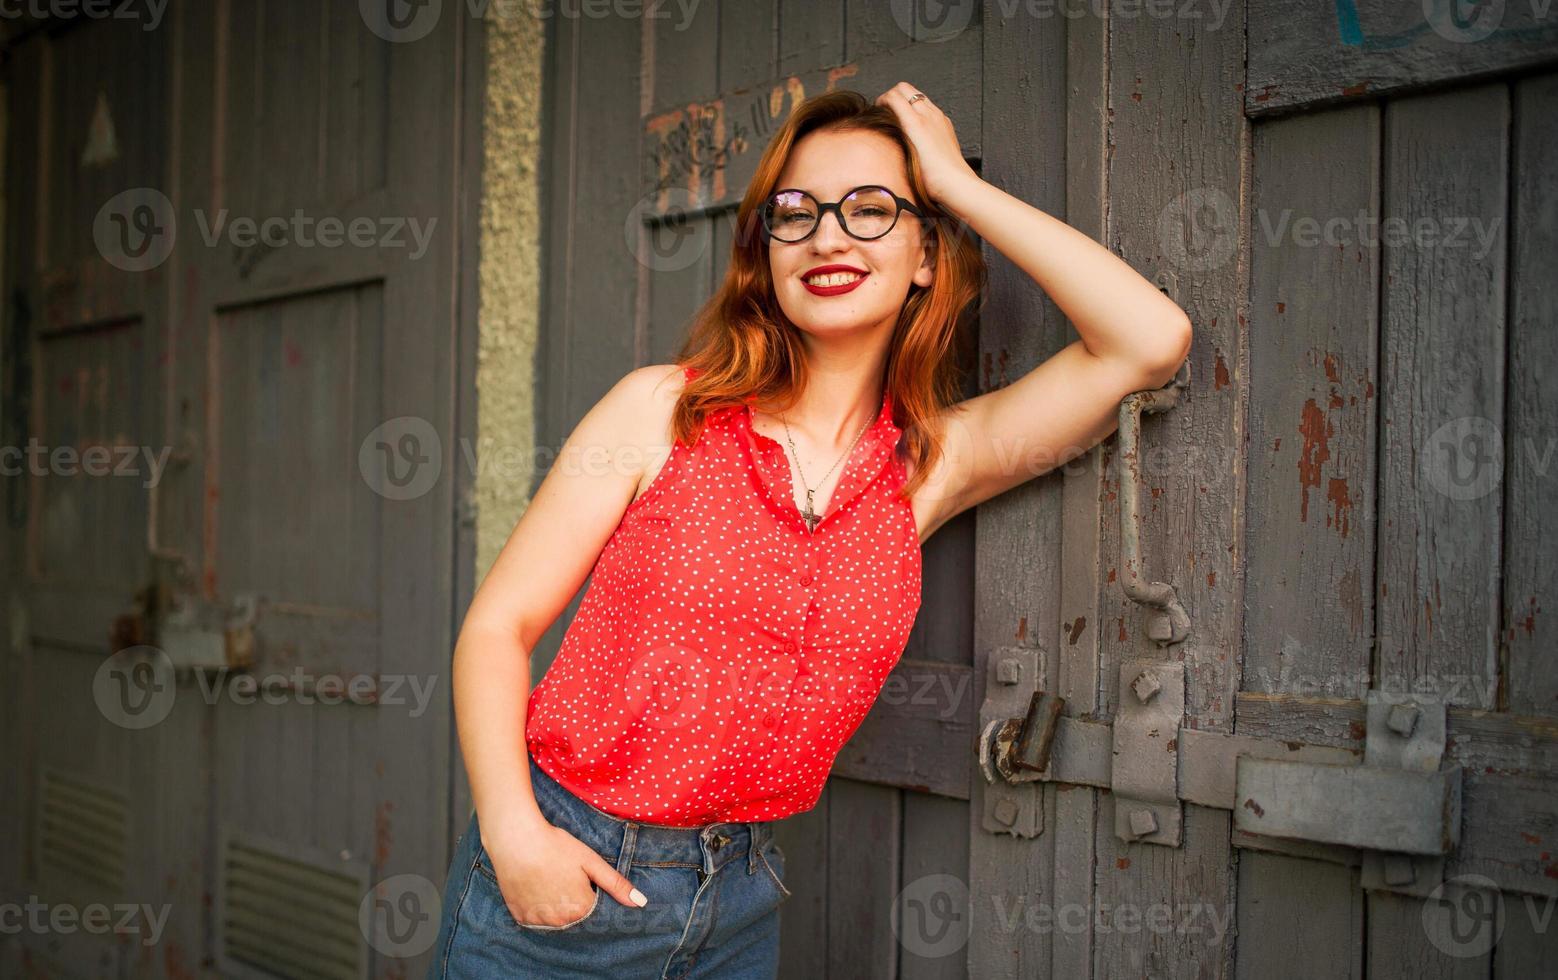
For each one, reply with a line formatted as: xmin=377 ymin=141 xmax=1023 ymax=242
xmin=481 ymin=820 xmax=648 ymax=929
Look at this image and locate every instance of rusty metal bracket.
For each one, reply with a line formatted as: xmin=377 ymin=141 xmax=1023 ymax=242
xmin=976 ymin=645 xmax=1046 ymax=838
xmin=1112 ymin=660 xmax=1185 ymax=846
xmin=1117 ymin=361 xmax=1191 ymax=646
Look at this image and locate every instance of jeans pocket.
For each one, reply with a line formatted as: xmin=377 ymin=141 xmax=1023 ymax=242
xmin=757 ymin=839 xmax=793 ymax=902
xmin=473 ymin=841 xmax=604 ymax=933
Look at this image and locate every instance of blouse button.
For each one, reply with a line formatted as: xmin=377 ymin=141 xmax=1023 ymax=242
xmin=799 ymin=574 xmax=813 ymax=586
xmin=764 ymin=714 xmax=778 ymax=728
xmin=783 ymin=641 xmax=797 ymax=654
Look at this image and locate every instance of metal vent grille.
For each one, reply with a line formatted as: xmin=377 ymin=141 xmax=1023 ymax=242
xmin=37 ymin=767 xmax=128 ymax=894
xmin=220 ymin=834 xmax=366 ymax=980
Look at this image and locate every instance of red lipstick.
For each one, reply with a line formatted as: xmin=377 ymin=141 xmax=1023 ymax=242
xmin=801 ymin=264 xmax=869 ymax=296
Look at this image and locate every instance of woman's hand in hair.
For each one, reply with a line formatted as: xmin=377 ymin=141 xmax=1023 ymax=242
xmin=875 ymin=81 xmax=979 ymax=204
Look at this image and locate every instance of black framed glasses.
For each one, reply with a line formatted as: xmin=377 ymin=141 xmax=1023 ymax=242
xmin=759 ymin=184 xmax=927 ymax=243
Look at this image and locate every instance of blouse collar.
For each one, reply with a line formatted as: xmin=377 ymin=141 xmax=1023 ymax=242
xmin=736 ymin=385 xmax=901 ymax=534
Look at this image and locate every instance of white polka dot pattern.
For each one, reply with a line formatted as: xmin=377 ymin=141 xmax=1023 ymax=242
xmin=524 ymin=364 xmax=924 ymax=826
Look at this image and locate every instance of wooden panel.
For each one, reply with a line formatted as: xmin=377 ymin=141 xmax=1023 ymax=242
xmin=1091 ymin=2 xmax=1247 ymax=975
xmin=1243 ymin=104 xmax=1379 ymax=698
xmin=775 ymin=779 xmax=830 ymax=978
xmin=1235 ymin=852 xmax=1362 ymax=980
xmin=1376 ymin=85 xmax=1507 ymax=712
xmin=28 ymin=322 xmax=153 ymax=591
xmin=1247 ymin=0 xmax=1558 ymax=117
xmin=777 ymin=0 xmax=844 ymax=77
xmin=827 ymin=778 xmax=901 ymax=979
xmin=223 ymin=0 xmax=388 ymax=217
xmin=534 ymin=9 xmax=644 ymax=673
xmin=645 ymin=0 xmax=720 ymax=365
xmin=212 ymin=287 xmax=382 ymax=614
xmin=900 ymin=791 xmax=971 ymax=980
xmin=968 ymin=3 xmax=1066 ymax=977
xmin=1371 ymin=890 xmax=1488 ymax=979
xmin=1238 ymin=102 xmax=1381 ymax=978
xmin=1503 ymin=73 xmax=1558 ymax=718
xmin=833 ymin=658 xmax=974 ymax=799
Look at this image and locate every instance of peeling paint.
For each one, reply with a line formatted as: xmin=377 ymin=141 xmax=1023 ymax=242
xmin=1297 ymin=398 xmax=1333 ymax=523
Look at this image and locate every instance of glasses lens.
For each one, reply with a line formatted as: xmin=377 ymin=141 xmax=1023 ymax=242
xmin=764 ymin=190 xmax=818 ymax=242
xmin=839 ymin=187 xmax=898 ymax=239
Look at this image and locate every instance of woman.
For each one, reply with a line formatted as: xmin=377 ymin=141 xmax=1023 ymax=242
xmin=429 ymin=84 xmax=1191 ymax=977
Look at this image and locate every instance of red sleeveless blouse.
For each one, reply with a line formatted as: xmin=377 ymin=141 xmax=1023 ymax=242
xmin=524 ymin=365 xmax=923 ymax=826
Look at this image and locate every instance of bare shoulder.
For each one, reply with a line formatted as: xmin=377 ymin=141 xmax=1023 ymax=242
xmin=901 ymin=403 xmax=970 ymax=547
xmin=620 ymin=363 xmax=689 ymax=503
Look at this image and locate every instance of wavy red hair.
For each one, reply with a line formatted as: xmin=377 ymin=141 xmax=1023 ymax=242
xmin=670 ymin=89 xmax=986 ymax=499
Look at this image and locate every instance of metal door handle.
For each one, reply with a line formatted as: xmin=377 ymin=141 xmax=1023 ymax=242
xmin=1117 ymin=361 xmax=1191 ymax=645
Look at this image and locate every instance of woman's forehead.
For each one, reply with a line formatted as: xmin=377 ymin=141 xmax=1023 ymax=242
xmin=777 ymin=130 xmax=908 ymax=197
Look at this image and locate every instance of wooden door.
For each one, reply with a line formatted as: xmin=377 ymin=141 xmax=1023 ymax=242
xmin=1 ymin=3 xmax=479 ymax=977
xmin=539 ymin=2 xmax=1558 ymax=978
xmin=981 ymin=3 xmax=1558 ymax=979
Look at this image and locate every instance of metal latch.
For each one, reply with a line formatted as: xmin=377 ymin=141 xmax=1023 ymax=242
xmin=1233 ymin=691 xmax=1460 ymax=895
xmin=160 ymin=591 xmax=260 ymax=671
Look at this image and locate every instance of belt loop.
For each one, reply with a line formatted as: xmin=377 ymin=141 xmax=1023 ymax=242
xmin=747 ymin=822 xmax=759 ymax=874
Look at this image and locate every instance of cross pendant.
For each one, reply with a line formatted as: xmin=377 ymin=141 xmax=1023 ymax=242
xmin=802 ymin=491 xmax=819 ymax=533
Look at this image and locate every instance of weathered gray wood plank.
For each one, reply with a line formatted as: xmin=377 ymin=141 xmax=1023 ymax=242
xmin=1093 ymin=2 xmax=1246 ymax=974
xmin=1239 ymin=97 xmax=1382 ymax=980
xmin=1247 ymin=0 xmax=1558 ymax=117
xmin=1377 ymin=85 xmax=1507 ymax=712
xmin=1235 ymin=852 xmax=1362 ymax=980
xmin=827 ymin=778 xmax=901 ymax=979
xmin=1244 ymin=104 xmax=1380 ymax=699
xmin=1504 ymin=72 xmax=1558 ymax=719
xmin=969 ymin=2 xmax=1068 ymax=977
xmin=834 ymin=658 xmax=974 ymax=799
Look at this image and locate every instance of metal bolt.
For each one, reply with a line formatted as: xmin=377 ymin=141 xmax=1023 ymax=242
xmin=993 ymin=798 xmax=1020 ymax=827
xmin=1129 ymin=808 xmax=1159 ymax=837
xmin=997 ymin=659 xmax=1022 ymax=685
xmin=1387 ymin=702 xmax=1420 ymax=737
xmin=1131 ymin=671 xmax=1162 ymax=704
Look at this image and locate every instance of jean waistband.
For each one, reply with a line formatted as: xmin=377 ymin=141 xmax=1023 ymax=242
xmin=527 ymin=752 xmax=772 ymax=873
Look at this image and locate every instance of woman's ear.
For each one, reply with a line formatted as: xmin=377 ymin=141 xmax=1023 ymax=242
xmin=913 ymin=246 xmax=936 ymax=288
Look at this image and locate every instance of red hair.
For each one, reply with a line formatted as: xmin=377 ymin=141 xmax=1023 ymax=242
xmin=670 ymin=89 xmax=986 ymax=500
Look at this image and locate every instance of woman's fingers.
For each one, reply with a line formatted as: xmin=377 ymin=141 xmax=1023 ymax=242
xmin=585 ymin=851 xmax=650 ymax=908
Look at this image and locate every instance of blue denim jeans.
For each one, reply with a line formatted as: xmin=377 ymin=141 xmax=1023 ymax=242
xmin=428 ymin=752 xmax=790 ymax=978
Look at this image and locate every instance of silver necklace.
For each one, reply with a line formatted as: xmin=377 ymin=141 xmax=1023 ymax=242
xmin=776 ymin=402 xmax=874 ymax=533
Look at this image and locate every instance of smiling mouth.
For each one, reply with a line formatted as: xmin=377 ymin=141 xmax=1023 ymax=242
xmin=801 ymin=270 xmax=869 ymax=296
xmin=804 ymin=271 xmax=865 ymax=287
